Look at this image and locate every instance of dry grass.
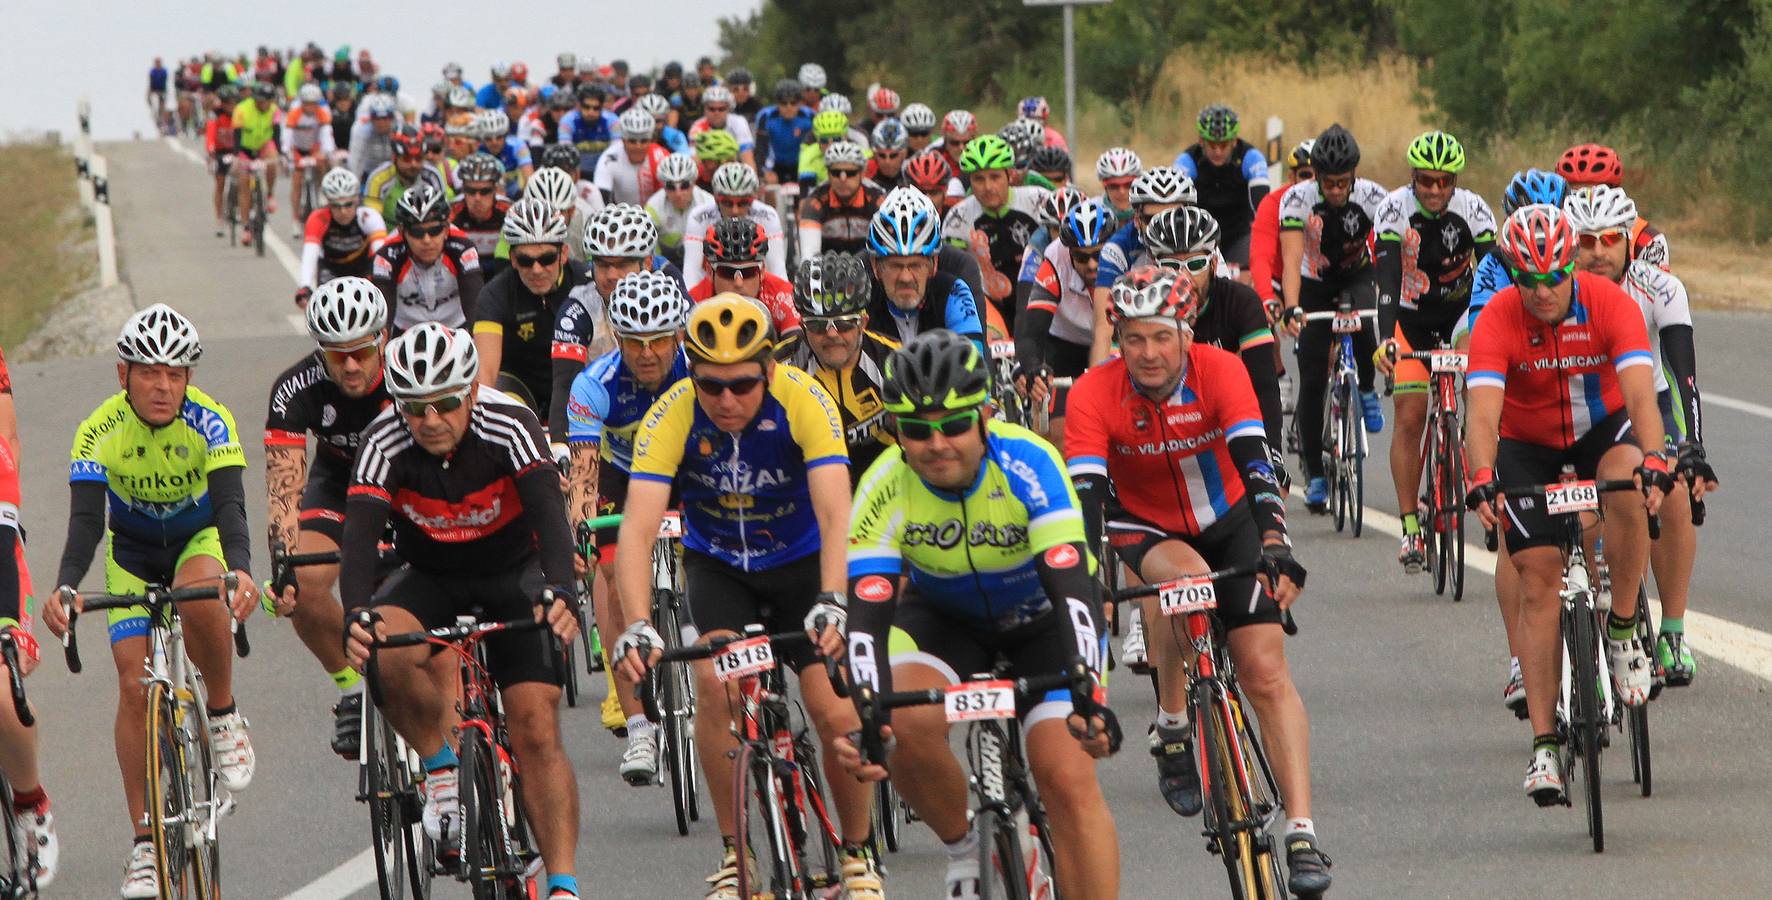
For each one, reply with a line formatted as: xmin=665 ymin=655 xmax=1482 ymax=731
xmin=0 ymin=140 xmax=92 ymax=346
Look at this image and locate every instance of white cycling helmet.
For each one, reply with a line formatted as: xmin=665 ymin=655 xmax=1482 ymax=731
xmin=445 ymin=85 xmax=474 ymax=110
xmin=384 ymin=323 xmax=479 ymax=400
xmin=583 ymin=203 xmax=657 ymax=259
xmin=823 ymin=140 xmax=867 ymax=169
xmin=1097 ymin=147 xmax=1143 ymax=182
xmin=501 ymin=198 xmax=570 ymax=246
xmin=1131 ymin=166 xmax=1196 ymax=206
xmin=702 ymin=84 xmax=734 ymax=107
xmin=321 ymin=168 xmax=361 ymax=202
xmin=1563 ymin=185 xmax=1638 ymax=233
xmin=298 ymin=83 xmax=323 ymax=105
xmin=818 ymin=93 xmax=852 ymax=117
xmin=306 ymin=276 xmax=388 ymax=344
xmin=442 ymin=61 xmax=463 ymax=79
xmin=478 ymin=109 xmax=512 ymax=140
xmin=366 ymin=94 xmax=399 ymax=119
xmin=658 ymin=152 xmax=699 ymax=186
xmin=118 ymin=303 xmax=202 ymax=367
xmin=522 ymin=166 xmax=578 ymax=214
xmin=619 ymin=108 xmax=656 ymax=142
xmin=1037 ymin=185 xmax=1087 ymax=230
xmin=636 ymin=92 xmax=671 ymax=121
xmin=710 ymin=162 xmax=759 ymax=198
xmin=557 ymin=52 xmax=576 ymax=69
xmin=607 ymin=271 xmax=691 ymax=335
xmin=900 ymin=103 xmax=936 ymax=133
xmin=867 ymin=187 xmax=941 ymax=257
xmin=490 ymin=61 xmax=512 ymax=80
xmin=797 ymin=63 xmax=827 ymax=91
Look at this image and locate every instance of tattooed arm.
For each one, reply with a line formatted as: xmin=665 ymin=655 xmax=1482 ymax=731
xmin=265 ymin=445 xmax=308 ymax=556
xmin=566 ymin=445 xmax=601 ymax=532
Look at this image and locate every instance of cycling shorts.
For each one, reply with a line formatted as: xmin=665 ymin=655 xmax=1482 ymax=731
xmin=210 ymin=152 xmax=234 ymax=176
xmin=368 ymin=559 xmax=561 ymax=690
xmin=1103 ymin=502 xmax=1282 ymax=632
xmin=297 ymin=460 xmax=351 ymax=545
xmin=589 ymin=467 xmax=680 ymax=561
xmin=683 ymin=549 xmax=820 ymax=672
xmin=1496 ymin=407 xmax=1635 ymax=554
xmin=1390 ymin=314 xmax=1462 ymax=394
xmin=1220 ymin=232 xmax=1252 ymax=267
xmin=105 ymin=527 xmax=225 ymax=644
xmin=886 ymin=599 xmax=1077 ymax=730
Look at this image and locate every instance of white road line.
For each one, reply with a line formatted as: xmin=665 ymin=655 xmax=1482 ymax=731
xmin=1706 ymin=392 xmax=1772 ymax=421
xmin=163 ymin=136 xmax=308 ymax=335
xmin=278 ymin=847 xmax=376 ymax=900
xmin=1298 ymin=486 xmax=1772 ymax=683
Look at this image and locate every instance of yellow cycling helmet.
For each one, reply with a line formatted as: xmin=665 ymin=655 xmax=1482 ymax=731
xmin=685 ymin=294 xmax=773 ymax=364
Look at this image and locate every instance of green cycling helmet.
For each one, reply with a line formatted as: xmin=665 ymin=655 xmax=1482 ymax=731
xmin=1406 ymin=130 xmax=1466 ymax=174
xmin=882 ymin=330 xmax=990 ymax=414
xmin=694 ymin=128 xmax=740 ymax=163
xmin=1196 ymin=104 xmax=1239 ymax=142
xmin=812 ymin=110 xmax=850 ymax=140
xmin=960 ymin=135 xmax=1015 ymax=174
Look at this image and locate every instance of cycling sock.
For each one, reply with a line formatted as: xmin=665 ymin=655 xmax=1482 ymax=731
xmin=625 ymin=714 xmax=655 ymax=737
xmin=545 ymin=874 xmax=578 ymax=897
xmin=206 ymin=702 xmax=237 ymax=718
xmin=1154 ymin=708 xmax=1188 ymax=732
xmin=331 ymin=666 xmax=364 ymax=693
xmin=1283 ymin=817 xmax=1315 ymax=840
xmin=942 ymin=826 xmax=979 ymax=862
xmin=1606 ymin=612 xmax=1636 ymax=642
xmin=1401 ymin=513 xmax=1420 ymax=536
xmin=10 ymin=786 xmax=45 ymax=813
xmin=841 ymin=840 xmax=868 ymax=857
xmin=421 ymin=745 xmax=458 ymax=773
xmin=1533 ymin=733 xmax=1559 ymax=753
xmin=1660 ymin=617 xmax=1684 ymax=635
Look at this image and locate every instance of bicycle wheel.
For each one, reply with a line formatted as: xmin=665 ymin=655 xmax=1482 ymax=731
xmin=458 ymin=730 xmax=512 ymax=899
xmin=1630 ymin=594 xmax=1654 ymax=797
xmin=1568 ymin=604 xmax=1604 ymax=853
xmin=1445 ymin=424 xmax=1467 ymax=602
xmin=1325 ymin=381 xmax=1346 ymax=532
xmin=0 ymin=776 xmax=28 ymax=897
xmin=655 ymin=589 xmax=700 ymax=832
xmin=972 ymin=807 xmax=1030 ymax=900
xmin=872 ymin=778 xmax=904 ymax=853
xmin=560 ymin=637 xmax=580 ymax=708
xmin=1345 ymin=373 xmax=1365 ymax=538
xmin=1197 ymin=680 xmax=1261 ymax=900
xmin=365 ymin=703 xmax=423 ymax=900
xmin=576 ymin=595 xmax=601 ymax=676
xmin=1424 ymin=415 xmax=1447 ymax=595
xmin=251 ymin=175 xmax=267 ymax=258
xmin=790 ymin=735 xmax=842 ymax=893
xmin=1228 ymin=687 xmax=1288 ymax=900
xmin=734 ymin=743 xmax=800 ymax=900
xmin=145 ymin=682 xmax=213 ymax=899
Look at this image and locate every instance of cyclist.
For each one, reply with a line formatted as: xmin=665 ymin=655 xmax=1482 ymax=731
xmin=475 ymin=108 xmax=533 ymax=198
xmin=688 ymin=217 xmax=802 ymax=335
xmin=942 ymin=135 xmax=1051 ymax=333
xmin=899 ymin=103 xmax=936 ymax=155
xmin=449 ymin=153 xmax=513 ymax=279
xmin=904 ymin=149 xmax=956 ymax=213
xmin=263 ymin=278 xmax=393 ymax=757
xmin=775 ymin=253 xmax=901 ymax=477
xmin=609 ymin=297 xmax=883 ymax=900
xmin=644 ymin=153 xmax=711 ymax=269
xmin=799 ymin=141 xmax=887 ymax=258
xmin=522 ymin=89 xmax=573 ymax=152
xmin=1564 ymin=185 xmax=1717 ymax=686
xmin=1277 ymin=123 xmax=1388 ymax=512
xmin=1095 ymin=146 xmax=1143 ymax=223
xmin=476 ymin=61 xmax=515 ymax=110
xmin=683 ymin=163 xmax=788 ymax=289
xmin=1250 ymin=140 xmax=1316 ymax=310
xmin=347 ymin=93 xmax=399 ymax=182
xmin=869 ymin=191 xmax=985 ymax=349
xmin=1555 ymin=143 xmax=1668 ymax=269
xmin=755 ymin=79 xmax=811 ymax=185
xmin=283 ymin=82 xmax=337 ymax=238
xmin=1015 ymin=185 xmax=1086 ymax=327
xmin=686 ymin=84 xmax=758 ymax=170
xmin=558 ymin=84 xmax=619 ymax=179
xmin=364 ymin=124 xmax=452 ymax=223
xmin=797 ymin=111 xmax=856 ymax=191
xmin=372 ymin=182 xmax=484 ymax=329
xmin=1372 ymin=130 xmax=1497 ymax=572
xmin=1173 ymin=105 xmax=1271 ymax=270
xmin=834 ymin=329 xmax=1119 ymax=900
xmin=934 ymin=110 xmax=976 ymax=183
xmin=1465 ymin=204 xmax=1670 ymax=806
xmin=1030 ymin=146 xmax=1073 ymax=191
xmin=551 ymin=53 xmax=579 ymax=90
xmin=636 ymin=93 xmax=692 ymax=155
xmin=203 ymin=86 xmax=241 ymax=233
xmin=1088 ymin=165 xmax=1199 ymax=364
xmin=879 ymin=187 xmax=987 ymax=313
xmin=727 ymin=68 xmax=761 ymax=120
xmin=1017 ymin=198 xmax=1118 ymax=446
xmin=475 ymin=199 xmax=593 ymax=424
xmin=672 ymin=72 xmax=704 ymax=128
xmin=296 ymin=169 xmax=388 ymax=305
xmin=864 ymin=118 xmax=910 ymax=191
xmin=43 ymin=306 xmax=257 ymax=900
xmin=341 ymin=324 xmax=584 ymax=900
xmin=230 ymin=81 xmax=283 ymax=245
xmin=797 ymin=62 xmax=828 ymax=109
xmin=1065 ymin=267 xmax=1329 ymax=897
xmin=594 ymin=108 xmax=669 ymax=206
xmin=1460 ymin=169 xmax=1568 ymax=349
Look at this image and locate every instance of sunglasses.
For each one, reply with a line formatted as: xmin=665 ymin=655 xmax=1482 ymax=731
xmin=1103 ymin=178 xmax=1135 ymax=190
xmin=1069 ymin=249 xmax=1102 ymax=266
xmin=664 ymin=181 xmax=694 ymax=191
xmin=463 ymin=186 xmax=497 ymax=197
xmin=1293 ymin=169 xmax=1315 ymax=181
xmin=714 ymin=263 xmax=762 ymax=280
xmin=321 ymin=339 xmax=380 ymax=365
xmin=695 ymin=375 xmax=766 ymax=397
xmin=1509 ymin=262 xmax=1576 ymax=288
xmin=514 ymin=250 xmax=561 ymax=269
xmin=875 ymin=150 xmax=905 ymax=160
xmin=579 ymin=104 xmax=601 ymax=112
xmin=817 ymin=137 xmax=838 ymax=146
xmin=716 ymin=197 xmax=752 ymax=208
xmin=619 ymin=332 xmax=677 ymax=352
xmin=896 ymin=408 xmax=980 ymax=441
xmin=1413 ymin=172 xmax=1456 ymax=190
xmin=1158 ymin=255 xmax=1214 ymax=274
xmin=705 ymin=105 xmax=730 ymax=113
xmin=804 ymin=315 xmax=864 ymax=335
xmin=1577 ymin=230 xmax=1628 ymax=249
xmin=907 ymin=129 xmax=932 ymax=138
xmin=406 ymin=223 xmax=447 ymax=238
xmin=328 ymin=201 xmax=358 ymax=210
xmin=828 ymin=168 xmax=862 ymax=180
xmin=1319 ymin=174 xmax=1355 ymax=190
xmin=398 ymin=390 xmax=469 ymax=417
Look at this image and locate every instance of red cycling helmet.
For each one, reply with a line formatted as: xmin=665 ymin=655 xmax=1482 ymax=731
xmin=1498 ymin=204 xmax=1576 ymax=275
xmin=1556 ymin=144 xmax=1623 ymax=187
xmin=418 ymin=121 xmax=445 ymax=151
xmin=904 ymin=151 xmax=952 ymax=192
xmin=390 ymin=124 xmax=424 ymax=159
xmin=1107 ymin=265 xmax=1198 ymax=327
xmin=511 ymin=61 xmax=529 ymax=83
xmin=705 ymin=216 xmax=768 ymax=264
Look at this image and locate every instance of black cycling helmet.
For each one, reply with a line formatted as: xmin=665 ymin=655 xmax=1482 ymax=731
xmin=793 ymin=252 xmax=872 ymax=318
xmin=1310 ymin=123 xmax=1360 ymax=175
xmin=540 ymin=143 xmax=581 ymax=172
xmin=1028 ymin=146 xmax=1072 ymax=177
xmin=575 ymin=83 xmax=604 ymax=104
xmin=458 ymin=152 xmax=504 ymax=185
xmin=882 ymin=329 xmax=990 ymax=415
xmin=252 ymin=81 xmax=276 ymax=100
xmin=774 ymin=78 xmax=802 ymax=104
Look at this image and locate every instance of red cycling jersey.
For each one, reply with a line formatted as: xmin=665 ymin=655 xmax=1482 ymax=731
xmin=1467 ymin=271 xmax=1654 ymax=450
xmin=1065 ymin=342 xmax=1268 ymax=536
xmin=688 ymin=273 xmax=802 ymax=336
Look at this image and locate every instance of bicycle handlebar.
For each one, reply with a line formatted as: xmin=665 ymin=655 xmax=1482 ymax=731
xmin=852 ymin=662 xmax=1101 ymax=765
xmin=635 ymin=629 xmax=824 ymax=724
xmin=62 ymin=575 xmax=244 ymax=674
xmin=0 ymin=635 xmax=32 ymax=727
xmin=1479 ymin=478 xmax=1667 ymax=551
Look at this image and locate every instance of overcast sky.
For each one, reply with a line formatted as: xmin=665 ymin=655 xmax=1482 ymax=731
xmin=5 ymin=0 xmax=762 ymax=141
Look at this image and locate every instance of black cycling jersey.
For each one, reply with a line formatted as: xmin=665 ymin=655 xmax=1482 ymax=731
xmin=774 ymin=328 xmax=900 ymax=481
xmin=475 ymin=260 xmax=593 ymax=427
xmin=263 ymin=351 xmax=393 ymax=474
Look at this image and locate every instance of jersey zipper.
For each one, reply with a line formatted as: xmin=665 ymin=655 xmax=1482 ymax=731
xmin=729 ymin=432 xmax=748 ymax=573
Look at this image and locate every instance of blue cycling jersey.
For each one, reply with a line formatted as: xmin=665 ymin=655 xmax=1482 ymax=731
xmin=1017 ymin=227 xmax=1056 ymax=284
xmin=755 ymin=104 xmax=811 ymax=171
xmin=475 ymin=83 xmax=506 ymax=110
xmin=565 ymin=347 xmax=692 ymax=472
xmin=658 ymin=125 xmax=690 ymax=155
xmin=559 ymin=109 xmax=620 ymax=176
xmin=1094 ymin=221 xmax=1144 ymax=289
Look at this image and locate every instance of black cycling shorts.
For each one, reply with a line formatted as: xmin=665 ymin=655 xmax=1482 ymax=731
xmin=1496 ymin=407 xmax=1635 ymax=554
xmin=1103 ymin=502 xmax=1282 ymax=631
xmin=683 ymin=549 xmax=821 ymax=672
xmin=590 ymin=467 xmax=681 ymax=558
xmin=1220 ymin=232 xmax=1253 ymax=267
xmin=297 ymin=460 xmax=350 ymax=545
xmin=369 ymin=559 xmax=561 ymax=689
xmin=887 ymin=597 xmax=1080 ymax=729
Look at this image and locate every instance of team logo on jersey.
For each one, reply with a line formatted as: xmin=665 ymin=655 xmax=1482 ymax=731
xmin=1341 ymin=211 xmax=1362 ymax=234
xmin=1045 ymin=544 xmax=1080 ymax=569
xmin=518 ymin=321 xmax=535 ymax=341
xmin=1441 ymin=223 xmax=1461 ymax=251
xmin=757 ymin=419 xmax=777 ymax=431
xmin=321 ymin=404 xmax=337 ymax=427
xmin=855 ymin=575 xmax=893 ymax=603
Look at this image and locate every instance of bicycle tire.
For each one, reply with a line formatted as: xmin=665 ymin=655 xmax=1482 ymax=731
xmin=1228 ymin=686 xmax=1288 ymax=900
xmin=791 ymin=734 xmax=843 ymax=893
xmin=1631 ymin=594 xmax=1654 ymax=796
xmin=734 ymin=742 xmax=801 ymax=900
xmin=1424 ymin=414 xmax=1446 ymax=595
xmin=0 ymin=775 xmax=29 ymax=898
xmin=365 ymin=702 xmax=421 ymax=900
xmin=224 ymin=180 xmax=239 ymax=246
xmin=873 ymin=778 xmax=903 ymax=853
xmin=1326 ymin=381 xmax=1346 ymax=533
xmin=1569 ymin=603 xmax=1604 ymax=853
xmin=250 ymin=174 xmax=267 ymax=258
xmin=1446 ymin=427 xmax=1467 ymax=602
xmin=561 ymin=638 xmax=580 ymax=708
xmin=1347 ymin=372 xmax=1365 ymax=538
xmin=145 ymin=682 xmax=208 ymax=899
xmin=974 ymin=807 xmax=1030 ymax=900
xmin=458 ymin=730 xmax=511 ymax=899
xmin=576 ymin=600 xmax=601 ymax=676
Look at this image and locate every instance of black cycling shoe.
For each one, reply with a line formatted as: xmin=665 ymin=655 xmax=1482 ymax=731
xmin=331 ymin=692 xmax=364 ymax=759
xmin=1151 ymin=725 xmax=1202 ymax=817
xmin=1286 ymin=834 xmax=1333 ymax=897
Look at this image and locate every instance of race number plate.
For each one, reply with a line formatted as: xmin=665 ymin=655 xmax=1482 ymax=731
xmin=990 ymin=340 xmax=1018 ymax=361
xmin=1429 ymin=350 xmax=1468 ymax=374
xmin=1158 ymin=577 xmax=1219 ymax=616
xmin=1544 ymin=480 xmax=1601 ymax=515
xmin=712 ymin=636 xmax=775 ymax=682
xmin=1331 ymin=312 xmax=1363 ymax=334
xmin=944 ymin=680 xmax=1017 ymax=722
xmin=657 ymin=512 xmax=683 ymax=539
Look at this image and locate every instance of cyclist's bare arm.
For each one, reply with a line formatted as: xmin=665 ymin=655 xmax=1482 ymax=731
xmin=565 ymin=445 xmax=601 ymax=537
xmin=1280 ymin=230 xmax=1305 ymax=335
xmin=1088 ymin=285 xmax=1114 ymax=364
xmin=264 ymin=445 xmax=306 ymax=555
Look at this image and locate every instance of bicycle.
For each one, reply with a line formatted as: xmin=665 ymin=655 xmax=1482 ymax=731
xmin=639 ymin=627 xmax=843 ymax=899
xmin=360 ymin=602 xmax=568 ymax=899
xmin=583 ymin=510 xmax=701 ymax=834
xmin=296 ymin=155 xmax=324 ymax=227
xmin=1482 ymin=474 xmax=1660 ymax=853
xmin=61 ymin=575 xmax=252 ymax=900
xmin=1298 ymin=301 xmax=1377 ymax=536
xmin=1026 ymin=374 xmax=1074 ymax=439
xmin=854 ymin=661 xmax=1100 ymax=900
xmin=233 ymin=155 xmax=268 ymax=257
xmin=1116 ymin=566 xmax=1293 ymax=900
xmin=0 ymin=632 xmax=40 ymax=898
xmin=1395 ymin=346 xmax=1469 ymax=600
xmin=988 ymin=341 xmax=1027 ymax=428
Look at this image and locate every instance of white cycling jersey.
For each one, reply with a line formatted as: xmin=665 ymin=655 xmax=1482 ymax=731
xmin=1619 ymin=259 xmax=1693 ymax=394
xmin=680 ymin=199 xmax=788 ymax=289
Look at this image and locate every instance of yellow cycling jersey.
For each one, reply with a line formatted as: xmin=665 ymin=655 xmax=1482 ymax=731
xmin=231 ymin=99 xmax=278 ymax=152
xmin=69 ymin=387 xmax=246 ymax=547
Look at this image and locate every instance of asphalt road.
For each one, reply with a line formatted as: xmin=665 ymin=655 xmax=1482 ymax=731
xmin=14 ymin=137 xmax=1772 ymax=898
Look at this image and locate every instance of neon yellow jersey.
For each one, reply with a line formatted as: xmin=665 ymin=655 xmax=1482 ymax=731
xmin=69 ymin=387 xmax=246 ymax=547
xmin=230 ymin=99 xmax=278 ymax=152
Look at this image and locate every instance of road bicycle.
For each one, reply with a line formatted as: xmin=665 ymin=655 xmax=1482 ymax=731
xmin=1299 ymin=301 xmax=1377 ymax=536
xmin=1117 ymin=567 xmax=1293 ymax=899
xmin=231 ymin=156 xmax=268 ymax=257
xmin=0 ymin=632 xmax=40 ymax=898
xmin=1395 ymin=346 xmax=1469 ymax=600
xmin=62 ymin=575 xmax=252 ymax=900
xmin=295 ymin=154 xmax=324 ymax=227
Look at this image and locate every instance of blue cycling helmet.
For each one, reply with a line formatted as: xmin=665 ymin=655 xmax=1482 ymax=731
xmin=1059 ymin=198 xmax=1117 ymax=250
xmin=1503 ymin=168 xmax=1568 ymax=217
xmin=867 ymin=187 xmax=942 ymax=257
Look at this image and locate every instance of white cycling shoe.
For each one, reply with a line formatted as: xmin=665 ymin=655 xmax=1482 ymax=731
xmin=1608 ymin=637 xmax=1652 ymax=706
xmin=1122 ymin=612 xmax=1149 ymax=674
xmin=620 ymin=728 xmax=658 ymax=786
xmin=421 ymin=766 xmax=459 ymax=843
xmin=1524 ymin=745 xmax=1565 ymax=807
xmin=120 ymin=841 xmax=157 ymax=899
xmin=207 ymin=711 xmax=255 ymax=792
